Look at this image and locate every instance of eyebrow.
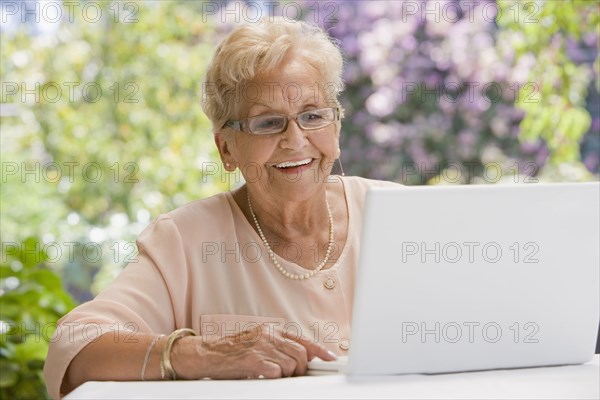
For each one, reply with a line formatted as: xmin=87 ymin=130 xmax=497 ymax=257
xmin=248 ymin=100 xmax=321 ymax=115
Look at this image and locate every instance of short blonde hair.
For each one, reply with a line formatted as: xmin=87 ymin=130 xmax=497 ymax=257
xmin=201 ymin=17 xmax=345 ymax=131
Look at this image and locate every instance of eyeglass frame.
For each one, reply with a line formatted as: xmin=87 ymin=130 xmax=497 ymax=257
xmin=222 ymin=107 xmax=341 ymax=135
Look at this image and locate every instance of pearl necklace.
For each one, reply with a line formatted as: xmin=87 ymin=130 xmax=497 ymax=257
xmin=247 ymin=192 xmax=335 ymax=280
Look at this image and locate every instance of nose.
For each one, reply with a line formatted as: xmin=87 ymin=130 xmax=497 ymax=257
xmin=279 ymin=118 xmax=308 ymax=150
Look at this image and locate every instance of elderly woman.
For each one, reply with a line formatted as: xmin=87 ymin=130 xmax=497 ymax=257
xmin=44 ymin=17 xmax=400 ymax=399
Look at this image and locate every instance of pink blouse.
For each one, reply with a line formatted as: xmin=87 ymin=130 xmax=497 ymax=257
xmin=44 ymin=176 xmax=401 ymax=399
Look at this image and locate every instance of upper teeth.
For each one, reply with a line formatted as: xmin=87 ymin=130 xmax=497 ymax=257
xmin=276 ymin=158 xmax=312 ymax=168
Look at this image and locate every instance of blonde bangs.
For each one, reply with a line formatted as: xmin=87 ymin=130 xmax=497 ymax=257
xmin=202 ymin=17 xmax=345 ymax=132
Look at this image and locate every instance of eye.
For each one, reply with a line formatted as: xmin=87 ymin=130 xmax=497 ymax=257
xmin=255 ymin=117 xmax=280 ymax=128
xmin=248 ymin=116 xmax=284 ymax=133
xmin=301 ymin=111 xmax=326 ymax=122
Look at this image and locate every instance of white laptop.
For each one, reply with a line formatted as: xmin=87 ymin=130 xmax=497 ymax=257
xmin=309 ymin=182 xmax=599 ymax=375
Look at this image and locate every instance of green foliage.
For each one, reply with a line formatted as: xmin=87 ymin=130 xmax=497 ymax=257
xmin=497 ymin=0 xmax=598 ymax=166
xmin=1 ymin=2 xmax=228 ymax=291
xmin=0 ymin=2 xmax=598 ymax=396
xmin=1 ymin=238 xmax=76 ymax=399
xmin=325 ymin=1 xmax=598 ymax=185
xmin=2 ymin=1 xmax=224 ymax=229
xmin=1 ymin=2 xmax=227 ymax=396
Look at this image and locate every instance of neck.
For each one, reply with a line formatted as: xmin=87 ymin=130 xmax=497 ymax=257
xmin=241 ymin=186 xmax=329 ymax=239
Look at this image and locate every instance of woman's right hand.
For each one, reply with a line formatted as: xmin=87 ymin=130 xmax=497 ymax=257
xmin=171 ymin=325 xmax=337 ymax=379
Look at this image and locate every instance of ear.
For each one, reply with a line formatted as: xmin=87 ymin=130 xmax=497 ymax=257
xmin=214 ymin=132 xmax=236 ymax=172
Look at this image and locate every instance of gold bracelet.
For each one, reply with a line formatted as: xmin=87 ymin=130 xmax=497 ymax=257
xmin=141 ymin=334 xmax=164 ymax=381
xmin=161 ymin=328 xmax=197 ymax=380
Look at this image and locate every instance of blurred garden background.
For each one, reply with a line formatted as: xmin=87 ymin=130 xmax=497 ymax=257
xmin=1 ymin=0 xmax=599 ymax=398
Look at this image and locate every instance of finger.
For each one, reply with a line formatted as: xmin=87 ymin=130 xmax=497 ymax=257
xmin=305 ymin=346 xmax=337 ymax=361
xmin=256 ymin=359 xmax=283 ymax=379
xmin=271 ymin=338 xmax=308 ymax=376
xmin=232 ymin=332 xmax=298 ymax=378
xmin=235 ymin=357 xmax=279 ymax=380
xmin=281 ymin=330 xmax=337 ymax=361
xmin=269 ymin=352 xmax=297 ymax=377
xmin=259 ymin=333 xmax=303 ymax=377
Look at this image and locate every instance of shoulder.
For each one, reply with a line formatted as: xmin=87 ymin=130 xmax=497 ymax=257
xmin=327 ymin=175 xmax=403 ymax=211
xmin=339 ymin=175 xmax=403 ymax=195
xmin=138 ymin=192 xmax=233 ymax=246
xmin=168 ymin=191 xmax=232 ymax=226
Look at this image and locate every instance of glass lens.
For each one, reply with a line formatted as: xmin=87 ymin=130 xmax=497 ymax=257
xmin=247 ymin=115 xmax=286 ymax=135
xmin=298 ymin=108 xmax=335 ymax=129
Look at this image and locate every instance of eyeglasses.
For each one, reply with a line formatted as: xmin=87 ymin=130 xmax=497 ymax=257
xmin=223 ymin=107 xmax=340 ymax=136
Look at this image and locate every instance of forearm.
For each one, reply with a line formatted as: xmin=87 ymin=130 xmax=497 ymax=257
xmin=60 ymin=325 xmax=334 ymax=395
xmin=61 ymin=331 xmax=198 ymax=395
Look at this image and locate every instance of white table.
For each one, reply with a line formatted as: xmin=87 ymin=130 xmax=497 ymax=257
xmin=65 ymin=355 xmax=599 ymax=399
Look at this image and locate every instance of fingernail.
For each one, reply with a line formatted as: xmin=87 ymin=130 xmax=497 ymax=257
xmin=327 ymin=350 xmax=338 ymax=360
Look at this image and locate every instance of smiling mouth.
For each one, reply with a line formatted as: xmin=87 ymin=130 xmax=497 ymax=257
xmin=274 ymin=158 xmax=313 ymax=169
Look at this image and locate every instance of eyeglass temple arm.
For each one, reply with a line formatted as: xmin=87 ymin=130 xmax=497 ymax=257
xmin=223 ymin=120 xmax=242 ymax=131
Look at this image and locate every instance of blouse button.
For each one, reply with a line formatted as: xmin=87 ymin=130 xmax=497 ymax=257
xmin=339 ymin=338 xmax=350 ymax=351
xmin=324 ymin=277 xmax=336 ymax=289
